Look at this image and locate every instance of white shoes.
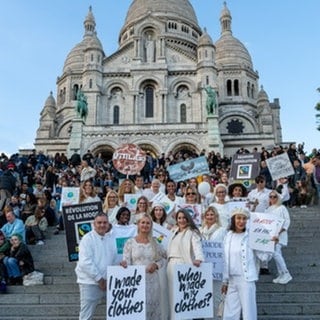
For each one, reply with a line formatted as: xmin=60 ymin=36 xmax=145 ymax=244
xmin=273 ymin=272 xmax=292 ymax=284
xmin=272 ymin=275 xmax=282 ymax=284
xmin=36 ymin=240 xmax=45 ymax=245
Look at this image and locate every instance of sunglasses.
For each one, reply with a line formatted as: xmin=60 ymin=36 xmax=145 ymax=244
xmin=186 ymin=192 xmax=196 ymax=195
xmin=257 ymin=180 xmax=265 ymax=184
xmin=269 ymin=195 xmax=278 ymax=199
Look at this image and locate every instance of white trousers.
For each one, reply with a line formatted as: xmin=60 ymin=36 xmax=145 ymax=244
xmin=223 ymin=276 xmax=257 ymax=320
xmin=273 ymin=243 xmax=289 ymax=274
xmin=79 ymin=284 xmax=105 ymax=320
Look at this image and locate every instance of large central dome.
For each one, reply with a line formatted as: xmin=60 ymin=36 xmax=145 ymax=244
xmin=124 ymin=0 xmax=199 ymax=28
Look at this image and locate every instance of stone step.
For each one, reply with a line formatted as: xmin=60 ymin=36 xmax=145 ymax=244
xmin=258 ymin=302 xmax=320 ymax=315
xmin=0 ymin=304 xmax=106 ymax=318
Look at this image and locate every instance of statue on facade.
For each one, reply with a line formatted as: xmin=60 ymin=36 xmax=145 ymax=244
xmin=76 ymin=89 xmax=88 ymax=121
xmin=145 ymin=35 xmax=155 ymax=62
xmin=203 ymin=86 xmax=218 ymax=115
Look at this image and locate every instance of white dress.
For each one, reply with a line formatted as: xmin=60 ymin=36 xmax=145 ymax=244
xmin=123 ymin=238 xmax=166 ymax=319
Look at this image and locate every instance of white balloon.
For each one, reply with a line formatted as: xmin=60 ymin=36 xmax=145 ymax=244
xmin=198 ymin=181 xmax=211 ymax=196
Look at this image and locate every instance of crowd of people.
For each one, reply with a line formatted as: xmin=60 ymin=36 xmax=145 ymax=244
xmin=0 ymin=142 xmax=319 ymax=319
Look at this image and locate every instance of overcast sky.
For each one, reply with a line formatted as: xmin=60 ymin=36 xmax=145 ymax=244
xmin=1 ymin=0 xmax=319 ymax=156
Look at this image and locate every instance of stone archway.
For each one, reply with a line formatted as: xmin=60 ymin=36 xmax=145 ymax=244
xmin=91 ymin=145 xmax=115 ymax=162
xmin=138 ymin=143 xmax=159 ymax=158
xmin=170 ymin=143 xmax=200 ymax=158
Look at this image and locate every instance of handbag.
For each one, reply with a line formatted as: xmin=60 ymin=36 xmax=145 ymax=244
xmin=23 ymin=271 xmax=44 ymax=286
xmin=217 ymin=294 xmax=225 ymax=318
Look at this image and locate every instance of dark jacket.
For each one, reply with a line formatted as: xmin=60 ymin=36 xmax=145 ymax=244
xmin=9 ymin=242 xmax=34 ymax=276
xmin=0 ymin=170 xmax=16 ymax=194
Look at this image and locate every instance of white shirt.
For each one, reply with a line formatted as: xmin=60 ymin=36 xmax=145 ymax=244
xmin=248 ymin=187 xmax=271 ymax=212
xmin=75 ymin=229 xmax=117 ymax=285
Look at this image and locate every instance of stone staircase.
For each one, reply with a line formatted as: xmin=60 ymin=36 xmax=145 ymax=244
xmin=0 ymin=206 xmax=319 ymax=320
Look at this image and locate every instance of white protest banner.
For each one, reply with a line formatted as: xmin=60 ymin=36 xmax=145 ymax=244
xmin=152 ymin=222 xmax=172 ymax=251
xmin=107 ymin=265 xmax=145 ymax=320
xmin=112 ymin=224 xmax=137 ymax=264
xmin=60 ymin=187 xmax=80 ymax=211
xmin=178 ymin=204 xmax=202 ymax=226
xmin=173 ymin=263 xmax=213 ymax=319
xmin=124 ymin=194 xmax=140 ymax=213
xmin=266 ymin=153 xmax=294 ymax=181
xmin=202 ymin=241 xmax=224 ymax=281
xmin=151 ymin=193 xmax=175 ymax=214
xmin=167 ymin=156 xmax=209 ymax=182
xmin=249 ymin=212 xmax=284 ymax=252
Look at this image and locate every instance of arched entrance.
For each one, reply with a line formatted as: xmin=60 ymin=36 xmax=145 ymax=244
xmin=92 ymin=145 xmax=115 ymax=162
xmin=138 ymin=143 xmax=159 ymax=158
xmin=170 ymin=143 xmax=200 ymax=158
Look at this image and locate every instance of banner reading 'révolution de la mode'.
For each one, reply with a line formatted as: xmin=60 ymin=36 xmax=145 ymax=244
xmin=62 ymin=201 xmax=102 ymax=261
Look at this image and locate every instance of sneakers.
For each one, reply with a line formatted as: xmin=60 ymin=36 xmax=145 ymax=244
xmin=300 ymin=205 xmax=307 ymax=208
xmin=277 ymin=272 xmax=292 ymax=284
xmin=272 ymin=275 xmax=282 ymax=284
xmin=36 ymin=240 xmax=45 ymax=245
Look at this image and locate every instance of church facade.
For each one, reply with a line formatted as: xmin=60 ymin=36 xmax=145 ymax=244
xmin=35 ymin=0 xmax=282 ymax=159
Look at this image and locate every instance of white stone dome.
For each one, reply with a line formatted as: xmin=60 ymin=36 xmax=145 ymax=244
xmin=215 ymin=34 xmax=253 ymax=68
xmin=123 ymin=0 xmax=199 ymax=28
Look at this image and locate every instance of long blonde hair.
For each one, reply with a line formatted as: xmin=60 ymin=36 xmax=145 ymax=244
xmin=102 ymin=190 xmax=119 ymax=212
xmin=136 ymin=213 xmax=161 ymax=262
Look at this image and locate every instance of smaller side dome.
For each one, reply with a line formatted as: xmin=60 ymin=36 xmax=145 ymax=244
xmin=198 ymin=28 xmax=214 ymax=47
xmin=62 ymin=7 xmax=104 ymax=73
xmin=45 ymin=91 xmax=56 ymax=107
xmin=257 ymin=85 xmax=269 ymax=103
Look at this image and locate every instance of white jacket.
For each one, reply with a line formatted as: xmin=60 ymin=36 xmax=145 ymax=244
xmin=223 ymin=231 xmax=259 ymax=283
xmin=75 ymin=229 xmax=117 ymax=285
xmin=167 ymin=228 xmax=204 ymax=264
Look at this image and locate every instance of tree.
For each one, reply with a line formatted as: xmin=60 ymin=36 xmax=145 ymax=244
xmin=315 ymin=88 xmax=320 ymax=131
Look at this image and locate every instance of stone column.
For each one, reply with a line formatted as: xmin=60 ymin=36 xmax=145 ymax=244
xmin=67 ymin=117 xmax=84 ymax=158
xmin=207 ymin=115 xmax=224 ymax=154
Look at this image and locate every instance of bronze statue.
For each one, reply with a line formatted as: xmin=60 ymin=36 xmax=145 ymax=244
xmin=203 ymin=86 xmax=217 ymax=115
xmin=76 ymin=89 xmax=88 ymax=121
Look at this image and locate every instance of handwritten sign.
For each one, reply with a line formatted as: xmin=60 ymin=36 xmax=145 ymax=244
xmin=202 ymin=241 xmax=224 ymax=281
xmin=249 ymin=212 xmax=284 ymax=252
xmin=173 ymin=263 xmax=213 ymax=319
xmin=266 ymin=153 xmax=294 ymax=181
xmin=107 ymin=266 xmax=145 ymax=320
xmin=62 ymin=202 xmax=102 ymax=261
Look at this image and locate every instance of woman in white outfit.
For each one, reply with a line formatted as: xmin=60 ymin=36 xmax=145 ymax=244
xmin=200 ymin=206 xmax=227 ymax=320
xmin=209 ymin=184 xmax=229 ymax=229
xmin=221 ymin=208 xmax=259 ymax=320
xmin=167 ymin=208 xmax=204 ymax=320
xmin=102 ymin=190 xmax=120 ymax=225
xmin=266 ymin=190 xmax=292 ymax=284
